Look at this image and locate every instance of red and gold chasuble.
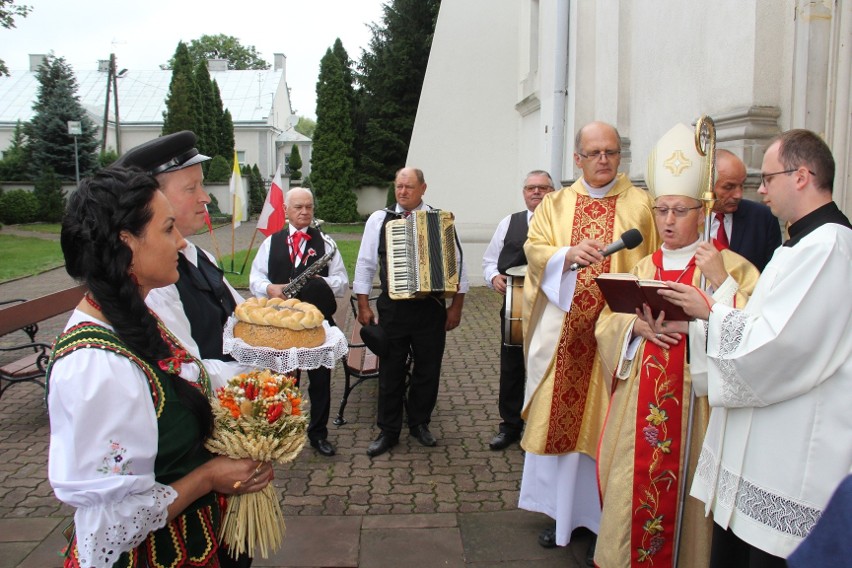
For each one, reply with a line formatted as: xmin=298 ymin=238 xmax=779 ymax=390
xmin=629 ymin=251 xmax=696 ymax=566
xmin=546 ymin=194 xmax=617 ymax=453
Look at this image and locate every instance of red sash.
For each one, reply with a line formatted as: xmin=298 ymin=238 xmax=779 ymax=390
xmin=629 ymin=257 xmax=695 ymax=566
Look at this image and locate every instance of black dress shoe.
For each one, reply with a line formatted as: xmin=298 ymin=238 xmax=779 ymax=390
xmin=310 ymin=438 xmax=336 ymax=457
xmin=538 ymin=526 xmax=557 ymax=548
xmin=489 ymin=431 xmax=520 ymax=450
xmin=410 ymin=424 xmax=437 ymax=447
xmin=366 ymin=433 xmax=398 ymax=457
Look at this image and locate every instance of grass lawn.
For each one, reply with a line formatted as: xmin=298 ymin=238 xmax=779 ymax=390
xmin=0 ymin=234 xmax=65 ymax=282
xmin=7 ymin=223 xmax=62 ymax=234
xmin=221 ymin=239 xmax=361 ymax=289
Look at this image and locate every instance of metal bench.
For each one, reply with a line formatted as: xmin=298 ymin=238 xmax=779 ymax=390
xmin=0 ymin=285 xmax=86 ymax=400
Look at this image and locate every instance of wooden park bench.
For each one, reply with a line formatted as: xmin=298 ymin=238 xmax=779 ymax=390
xmin=333 ymin=293 xmax=412 ymax=426
xmin=0 ymin=284 xmax=86 ymax=400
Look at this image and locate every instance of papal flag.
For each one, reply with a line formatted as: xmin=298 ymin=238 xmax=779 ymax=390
xmin=229 ymin=150 xmax=246 ymax=228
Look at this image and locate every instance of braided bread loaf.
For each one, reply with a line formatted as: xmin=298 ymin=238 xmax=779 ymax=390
xmin=233 ymin=297 xmax=326 ymax=349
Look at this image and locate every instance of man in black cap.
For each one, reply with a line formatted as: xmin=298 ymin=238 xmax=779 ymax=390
xmin=115 ymin=131 xmax=253 ymax=568
xmin=249 ymin=187 xmax=348 ymax=457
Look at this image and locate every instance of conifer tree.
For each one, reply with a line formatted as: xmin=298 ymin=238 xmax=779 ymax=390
xmin=162 ymin=42 xmax=199 ymax=135
xmin=312 ymin=48 xmax=358 ymax=222
xmin=32 ymin=166 xmax=65 ymax=222
xmin=356 ymin=0 xmax=441 ymax=185
xmin=193 ymin=59 xmax=220 ymax=156
xmin=27 ymin=54 xmax=98 ymax=181
xmin=288 ymin=145 xmax=302 ymax=181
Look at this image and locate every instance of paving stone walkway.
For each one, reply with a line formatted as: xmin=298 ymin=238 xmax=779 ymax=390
xmin=0 ymin=221 xmax=592 ymax=567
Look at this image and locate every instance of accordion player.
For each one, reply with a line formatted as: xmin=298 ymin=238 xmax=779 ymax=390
xmin=384 ymin=209 xmax=461 ymax=300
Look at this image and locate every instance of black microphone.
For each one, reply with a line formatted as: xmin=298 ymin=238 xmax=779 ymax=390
xmin=569 ymin=228 xmax=644 ymax=271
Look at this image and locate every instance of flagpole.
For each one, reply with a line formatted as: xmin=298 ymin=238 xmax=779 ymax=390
xmin=231 ymin=191 xmax=237 ymax=273
xmin=239 ymin=229 xmax=260 ymax=275
xmin=209 ymin=225 xmax=224 ymax=265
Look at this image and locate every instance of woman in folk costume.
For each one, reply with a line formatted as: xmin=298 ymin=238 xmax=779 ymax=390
xmin=47 ymin=168 xmax=272 ymax=568
xmin=593 ymin=123 xmax=760 ymax=568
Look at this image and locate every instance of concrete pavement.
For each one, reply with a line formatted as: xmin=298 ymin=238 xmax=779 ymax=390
xmin=0 ymin=222 xmax=593 ymax=567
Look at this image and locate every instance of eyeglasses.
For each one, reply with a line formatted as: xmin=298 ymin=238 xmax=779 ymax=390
xmin=652 ymin=205 xmax=703 ymax=218
xmin=523 ymin=184 xmax=553 ymax=192
xmin=760 ymin=168 xmax=816 ymax=186
xmin=576 ymin=149 xmax=621 ymax=160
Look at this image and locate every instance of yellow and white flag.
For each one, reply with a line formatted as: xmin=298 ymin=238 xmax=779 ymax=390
xmin=229 ymin=151 xmax=246 ymax=228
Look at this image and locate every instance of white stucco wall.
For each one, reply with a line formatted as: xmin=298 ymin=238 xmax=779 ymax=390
xmin=407 ymin=1 xmax=522 ymax=286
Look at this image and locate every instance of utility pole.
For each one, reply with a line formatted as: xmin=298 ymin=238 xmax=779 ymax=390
xmin=100 ymin=53 xmax=122 ymax=154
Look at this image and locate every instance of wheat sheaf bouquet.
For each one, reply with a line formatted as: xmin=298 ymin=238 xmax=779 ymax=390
xmin=205 ymin=369 xmax=307 ymax=558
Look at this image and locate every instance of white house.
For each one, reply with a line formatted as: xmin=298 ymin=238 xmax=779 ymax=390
xmin=408 ymin=0 xmax=852 ymax=285
xmin=0 ymin=52 xmax=311 ymax=189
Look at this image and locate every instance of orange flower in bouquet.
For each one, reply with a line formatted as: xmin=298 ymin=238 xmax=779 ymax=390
xmin=205 ymin=369 xmax=307 ymax=558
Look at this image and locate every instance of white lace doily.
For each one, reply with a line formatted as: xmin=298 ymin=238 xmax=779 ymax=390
xmin=223 ymin=317 xmax=348 ymax=374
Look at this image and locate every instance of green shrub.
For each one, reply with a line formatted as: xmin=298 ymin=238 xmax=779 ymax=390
xmin=206 ymin=155 xmax=232 ymax=182
xmin=0 ymin=189 xmax=40 ymax=224
xmin=33 ymin=167 xmax=66 ymax=222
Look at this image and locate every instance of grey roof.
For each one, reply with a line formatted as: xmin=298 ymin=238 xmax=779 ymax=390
xmin=0 ymin=67 xmax=289 ymax=125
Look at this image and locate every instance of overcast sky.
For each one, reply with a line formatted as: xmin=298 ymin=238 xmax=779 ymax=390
xmin=2 ymin=0 xmax=387 ymax=119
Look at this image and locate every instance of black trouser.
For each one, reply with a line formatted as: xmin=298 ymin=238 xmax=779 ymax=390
xmin=376 ymin=295 xmax=447 ymax=437
xmin=710 ymin=524 xmax=788 ymax=568
xmin=306 ymin=366 xmax=331 ymax=442
xmin=498 ymin=344 xmax=525 ymax=435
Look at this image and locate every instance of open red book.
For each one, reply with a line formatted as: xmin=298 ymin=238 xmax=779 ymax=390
xmin=594 ymin=273 xmax=691 ymax=321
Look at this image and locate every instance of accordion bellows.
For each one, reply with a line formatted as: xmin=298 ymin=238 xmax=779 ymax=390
xmin=385 ymin=210 xmax=460 ymax=300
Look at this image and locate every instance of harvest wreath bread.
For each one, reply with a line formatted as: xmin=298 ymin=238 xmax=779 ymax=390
xmin=233 ymin=297 xmax=326 ymax=350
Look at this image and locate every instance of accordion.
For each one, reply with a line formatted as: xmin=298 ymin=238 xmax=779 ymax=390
xmin=385 ymin=210 xmax=460 ymax=300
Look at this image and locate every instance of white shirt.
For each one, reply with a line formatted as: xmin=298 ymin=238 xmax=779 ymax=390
xmin=249 ymin=226 xmax=348 ymax=299
xmin=482 ymin=210 xmax=533 ymax=288
xmin=353 ymin=203 xmax=470 ymax=296
xmin=145 ymin=240 xmax=249 ymax=389
xmin=48 ymin=310 xmax=202 ymax=567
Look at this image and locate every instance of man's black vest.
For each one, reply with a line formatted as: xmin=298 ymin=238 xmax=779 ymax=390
xmin=175 ymin=251 xmax=237 ymax=361
xmin=497 ymin=211 xmax=529 ymax=274
xmin=267 ymin=225 xmax=329 ymax=283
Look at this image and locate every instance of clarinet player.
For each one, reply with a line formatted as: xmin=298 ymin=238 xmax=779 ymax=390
xmin=249 ymin=187 xmax=348 ymax=457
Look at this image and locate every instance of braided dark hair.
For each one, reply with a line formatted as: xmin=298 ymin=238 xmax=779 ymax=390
xmin=61 ymin=167 xmax=213 ymax=440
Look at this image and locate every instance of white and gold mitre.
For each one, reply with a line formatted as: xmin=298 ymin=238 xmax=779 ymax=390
xmin=645 ymin=123 xmax=709 ymax=200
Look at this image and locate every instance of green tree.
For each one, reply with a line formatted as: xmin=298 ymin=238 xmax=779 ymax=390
xmin=99 ymin=148 xmax=119 ymax=168
xmin=219 ymin=109 xmax=235 ymax=159
xmin=1 ymin=0 xmax=32 ymax=76
xmin=312 ymin=48 xmax=358 ymax=222
xmin=288 ymin=145 xmax=302 ymax=181
xmin=0 ymin=120 xmax=29 ymax=180
xmin=295 ymin=116 xmax=316 ymax=139
xmin=193 ymin=59 xmax=220 ymax=157
xmin=206 ymin=155 xmax=231 ymax=182
xmin=162 ymin=42 xmax=199 ymax=136
xmin=167 ymin=34 xmax=270 ymax=70
xmin=356 ymin=0 xmax=441 ymax=186
xmin=211 ymin=81 xmax=232 ymax=158
xmin=32 ymin=165 xmax=64 ymax=222
xmin=27 ymin=54 xmax=99 ymax=181
xmin=249 ymin=164 xmax=265 ymax=216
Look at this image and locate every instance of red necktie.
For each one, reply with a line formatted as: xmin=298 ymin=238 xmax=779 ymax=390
xmin=715 ymin=212 xmax=729 ymax=247
xmin=403 ymin=210 xmax=412 ymax=218
xmin=290 ymin=231 xmax=311 ymax=264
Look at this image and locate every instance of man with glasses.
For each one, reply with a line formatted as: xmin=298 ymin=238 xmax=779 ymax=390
xmin=519 ymin=121 xmax=658 ymax=561
xmin=482 ymin=170 xmax=555 ymax=451
xmin=661 ymin=129 xmax=852 ymax=567
xmin=711 ymin=150 xmax=782 ymax=271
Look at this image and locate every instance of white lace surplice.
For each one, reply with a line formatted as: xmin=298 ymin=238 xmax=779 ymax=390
xmin=47 ymin=311 xmax=191 ymax=568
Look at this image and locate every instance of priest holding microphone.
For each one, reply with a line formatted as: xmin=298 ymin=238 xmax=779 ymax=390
xmin=518 ymin=120 xmax=658 ymax=562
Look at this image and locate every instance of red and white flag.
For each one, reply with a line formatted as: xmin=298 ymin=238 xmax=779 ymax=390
xmin=256 ymin=164 xmax=286 ymax=237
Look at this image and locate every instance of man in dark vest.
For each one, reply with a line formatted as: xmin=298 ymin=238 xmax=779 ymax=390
xmin=118 ymin=131 xmax=254 ymax=568
xmin=353 ymin=167 xmax=470 ymax=457
xmin=249 ymin=187 xmax=348 ymax=457
xmin=482 ymin=170 xmax=555 ymax=450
